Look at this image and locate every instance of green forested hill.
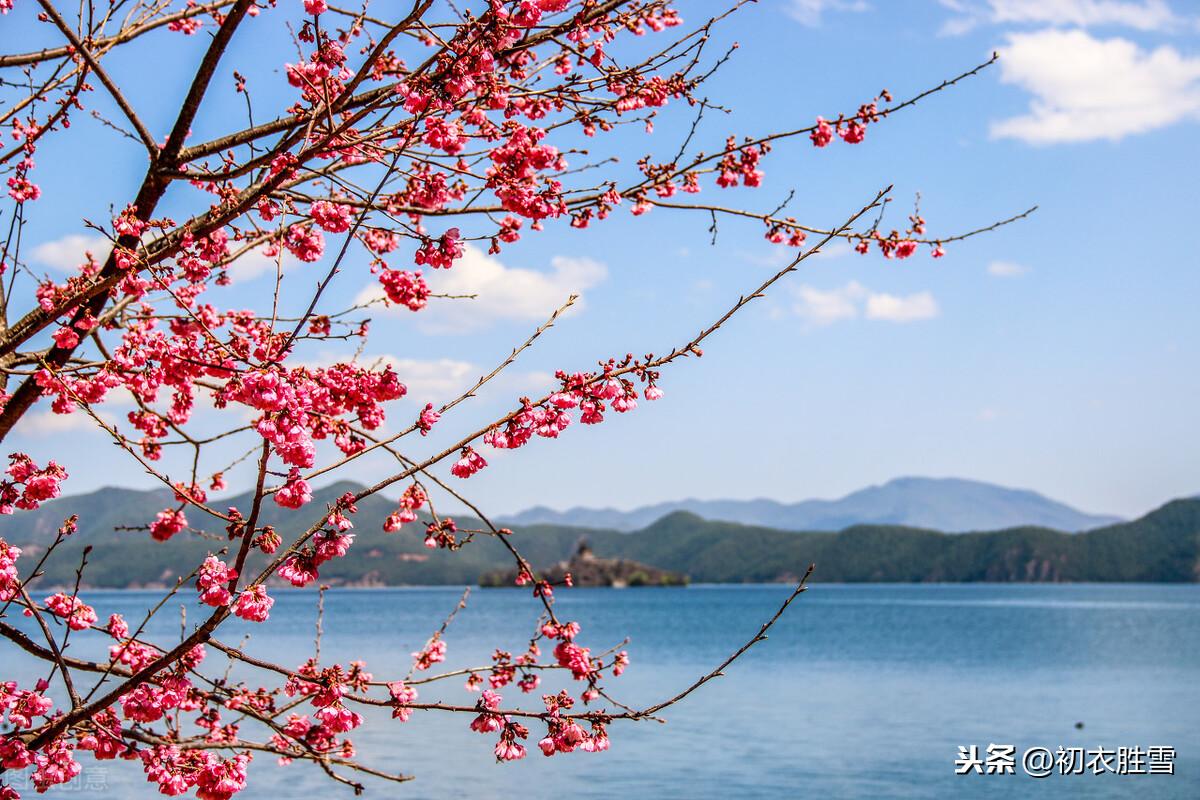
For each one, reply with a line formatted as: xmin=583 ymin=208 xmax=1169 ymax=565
xmin=1 ymin=484 xmax=1196 ymax=587
xmin=594 ymin=502 xmax=1200 ymax=583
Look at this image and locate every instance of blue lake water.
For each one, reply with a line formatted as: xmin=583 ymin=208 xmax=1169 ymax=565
xmin=11 ymin=583 xmax=1200 ymax=798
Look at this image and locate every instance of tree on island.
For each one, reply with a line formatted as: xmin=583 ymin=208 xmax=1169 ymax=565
xmin=0 ymin=1 xmax=1025 ymax=796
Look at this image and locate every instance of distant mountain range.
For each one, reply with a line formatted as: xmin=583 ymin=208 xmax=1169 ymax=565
xmin=0 ymin=480 xmax=1195 ymax=587
xmin=500 ymin=477 xmax=1123 ymax=533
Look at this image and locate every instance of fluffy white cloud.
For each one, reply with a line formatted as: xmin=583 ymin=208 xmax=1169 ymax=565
xmin=31 ymin=234 xmax=295 ymax=285
xmin=991 ymin=0 xmax=1182 ymax=29
xmin=359 ymin=245 xmax=607 ymax=334
xmin=791 ymin=281 xmax=939 ymax=326
xmin=295 ymin=353 xmax=477 ymax=405
xmin=13 ymin=410 xmax=113 ymax=435
xmin=865 ymin=290 xmax=940 ymax=322
xmin=31 ymin=234 xmax=111 ymax=272
xmin=813 ymin=239 xmax=853 ymax=260
xmin=378 ymin=357 xmax=477 ymax=404
xmin=991 ymin=29 xmax=1200 ymax=143
xmin=792 ymin=281 xmax=867 ymax=326
xmin=785 ymin=0 xmax=869 ymax=26
xmin=225 ymin=247 xmax=300 ymax=285
xmin=987 ymin=260 xmax=1031 ymax=277
xmin=939 ymin=0 xmax=1189 ymax=34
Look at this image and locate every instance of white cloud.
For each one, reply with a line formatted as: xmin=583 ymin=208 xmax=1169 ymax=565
xmin=790 ymin=281 xmax=939 ymax=326
xmin=378 ymin=357 xmax=477 ymax=404
xmin=31 ymin=234 xmax=111 ymax=272
xmin=516 ymin=370 xmax=557 ymax=395
xmin=225 ymin=247 xmax=300 ymax=285
xmin=940 ymin=17 xmax=982 ymax=36
xmin=865 ymin=291 xmax=940 ymax=322
xmin=991 ymin=0 xmax=1181 ymax=30
xmin=793 ymin=281 xmax=867 ymax=326
xmin=939 ymin=0 xmax=1190 ymax=35
xmin=740 ymin=247 xmax=793 ymax=269
xmin=991 ymin=29 xmax=1200 ymax=143
xmin=357 ymin=356 xmax=555 ymax=413
xmin=742 ymin=239 xmax=849 ymax=270
xmin=937 ymin=0 xmax=984 ymax=33
xmin=813 ymin=239 xmax=853 ymax=260
xmin=785 ymin=0 xmax=869 ymax=26
xmin=298 ymin=353 xmax=477 ymax=405
xmin=14 ymin=410 xmax=112 ymax=435
xmin=987 ymin=260 xmax=1031 ymax=277
xmin=359 ymin=245 xmax=607 ymax=334
xmin=32 ymin=234 xmax=296 ymax=285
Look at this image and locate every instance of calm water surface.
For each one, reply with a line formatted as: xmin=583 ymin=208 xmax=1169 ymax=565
xmin=14 ymin=583 xmax=1200 ymax=799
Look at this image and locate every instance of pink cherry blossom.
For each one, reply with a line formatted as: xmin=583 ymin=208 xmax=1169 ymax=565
xmin=196 ymin=556 xmax=238 ymax=607
xmin=149 ymin=508 xmax=187 ymax=541
xmin=275 ymin=469 xmax=313 ymax=509
xmin=379 ymin=268 xmax=430 ymax=312
xmin=44 ymin=592 xmax=97 ymax=630
xmin=450 ymin=446 xmax=487 ymax=478
xmin=810 ymin=116 xmax=834 ymax=147
xmin=0 ymin=538 xmax=21 ymax=601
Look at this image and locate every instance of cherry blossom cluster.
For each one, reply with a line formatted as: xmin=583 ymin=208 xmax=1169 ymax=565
xmin=277 ymin=493 xmax=359 ymax=587
xmin=26 ymin=739 xmax=81 ymax=793
xmin=1 ymin=680 xmax=54 ymax=731
xmin=377 ymin=268 xmax=430 ymax=311
xmin=6 ymin=159 xmax=40 ymax=203
xmin=0 ymin=455 xmax=67 ymax=514
xmin=468 ymin=689 xmax=531 ymax=762
xmin=283 ymin=659 xmax=372 ymax=740
xmin=483 ymin=361 xmax=663 ymax=457
xmin=233 ymin=585 xmax=275 ymax=623
xmin=222 ymin=363 xmax=407 ymax=473
xmin=0 ymin=539 xmax=20 ymax=601
xmin=383 ymin=483 xmax=428 ymax=531
xmin=387 ymin=681 xmax=419 ymax=723
xmin=141 ymin=746 xmax=250 ymax=799
xmin=268 ymin=713 xmax=350 ymax=763
xmin=120 ymin=672 xmax=195 ymax=724
xmin=810 ymin=95 xmax=890 ymax=148
xmin=413 ymin=228 xmax=465 ymax=270
xmin=851 ymin=228 xmax=944 ymax=260
xmin=423 ymin=517 xmax=460 ymax=550
xmin=537 ymin=692 xmax=610 ymax=757
xmin=42 ymin=592 xmax=97 ymax=631
xmin=759 ymin=203 xmax=947 ymax=259
xmin=75 ymin=708 xmax=129 ymax=760
xmin=415 ymin=403 xmax=441 ymax=436
xmin=412 ymin=635 xmax=448 ymax=671
xmin=716 ymin=137 xmax=767 ymax=189
xmin=282 ymin=224 xmax=326 ymax=263
xmin=196 ymin=556 xmax=238 ymax=607
xmin=275 ymin=470 xmax=314 ymax=510
xmin=546 ymin=622 xmax=596 ymax=682
xmin=450 ymin=447 xmax=489 ymax=479
xmin=309 ymin=199 xmax=354 ymax=234
xmin=476 ymin=646 xmax=543 ymax=694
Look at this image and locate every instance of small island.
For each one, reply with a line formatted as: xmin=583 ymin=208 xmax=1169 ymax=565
xmin=480 ymin=539 xmax=689 ymax=588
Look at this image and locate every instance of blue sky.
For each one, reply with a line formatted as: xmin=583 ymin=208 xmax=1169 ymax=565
xmin=4 ymin=0 xmax=1198 ymax=519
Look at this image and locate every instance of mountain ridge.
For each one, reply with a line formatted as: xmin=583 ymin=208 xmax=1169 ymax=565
xmin=5 ymin=495 xmax=1196 ymax=588
xmin=499 ymin=476 xmax=1123 ymax=533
